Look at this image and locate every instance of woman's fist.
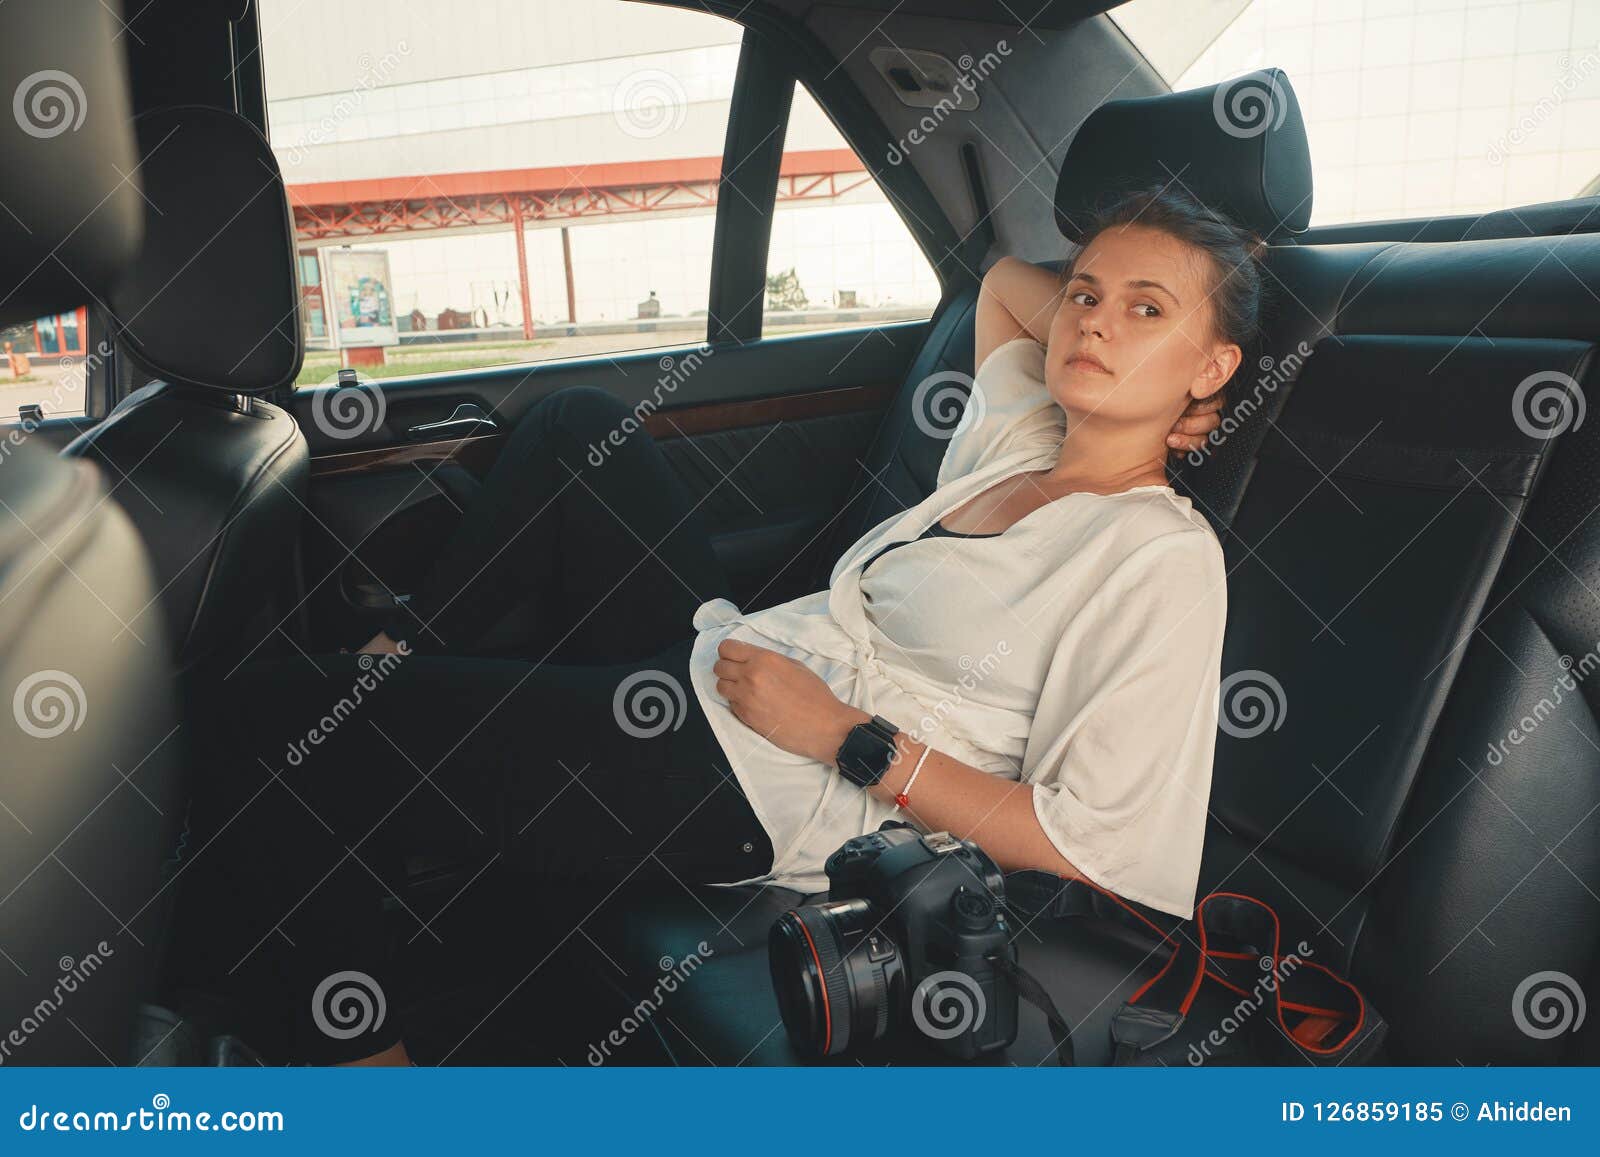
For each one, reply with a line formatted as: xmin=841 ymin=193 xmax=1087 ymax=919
xmin=713 ymin=637 xmax=867 ymax=765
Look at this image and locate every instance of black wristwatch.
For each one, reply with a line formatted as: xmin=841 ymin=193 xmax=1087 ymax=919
xmin=834 ymin=714 xmax=900 ymax=789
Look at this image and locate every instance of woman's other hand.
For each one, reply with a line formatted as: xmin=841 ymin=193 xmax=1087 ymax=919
xmin=713 ymin=638 xmax=867 ymax=765
xmin=1167 ymin=392 xmax=1224 ymax=454
xmin=356 ymin=630 xmax=405 ymax=655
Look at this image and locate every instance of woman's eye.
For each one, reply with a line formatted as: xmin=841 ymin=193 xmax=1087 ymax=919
xmin=1133 ymin=303 xmax=1161 ymax=318
xmin=1069 ymin=291 xmax=1096 ymax=306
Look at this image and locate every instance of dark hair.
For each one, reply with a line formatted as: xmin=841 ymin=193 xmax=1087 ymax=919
xmin=1066 ymin=183 xmax=1269 ymax=378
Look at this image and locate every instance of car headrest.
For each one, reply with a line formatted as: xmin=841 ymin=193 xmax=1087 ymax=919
xmin=109 ymin=106 xmax=302 ymax=395
xmin=1055 ymin=68 xmax=1312 ymax=243
xmin=0 ymin=1 xmax=144 ymax=327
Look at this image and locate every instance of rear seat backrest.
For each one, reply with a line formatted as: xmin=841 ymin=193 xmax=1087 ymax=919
xmin=1204 ymin=241 xmax=1594 ymax=959
xmin=1316 ymin=234 xmax=1600 ymax=1063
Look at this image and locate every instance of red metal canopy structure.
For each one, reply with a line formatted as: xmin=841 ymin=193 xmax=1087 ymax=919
xmin=286 ymin=148 xmax=870 ymax=338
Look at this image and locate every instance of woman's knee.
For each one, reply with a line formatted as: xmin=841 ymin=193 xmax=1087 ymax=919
xmin=517 ymin=385 xmax=663 ymax=474
xmin=533 ymin=385 xmax=634 ymax=441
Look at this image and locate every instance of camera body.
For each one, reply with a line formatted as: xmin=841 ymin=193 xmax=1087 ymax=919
xmin=769 ymin=822 xmax=1019 ymax=1061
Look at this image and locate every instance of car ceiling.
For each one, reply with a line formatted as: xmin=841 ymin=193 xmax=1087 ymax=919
xmin=763 ymin=0 xmax=1128 ymax=29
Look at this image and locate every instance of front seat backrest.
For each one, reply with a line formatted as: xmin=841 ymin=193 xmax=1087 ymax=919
xmin=0 ymin=0 xmax=179 ymax=1063
xmin=0 ymin=446 xmax=181 ymax=1063
xmin=64 ymin=105 xmax=310 ymax=672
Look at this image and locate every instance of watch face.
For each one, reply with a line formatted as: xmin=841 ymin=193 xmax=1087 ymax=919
xmin=840 ymin=723 xmax=895 ymax=787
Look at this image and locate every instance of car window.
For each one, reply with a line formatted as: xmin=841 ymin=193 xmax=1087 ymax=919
xmin=1 ymin=309 xmax=90 ymax=423
xmin=761 ymin=82 xmax=940 ymax=339
xmin=258 ymin=0 xmax=742 ymax=386
xmin=1112 ymin=0 xmax=1600 ymax=224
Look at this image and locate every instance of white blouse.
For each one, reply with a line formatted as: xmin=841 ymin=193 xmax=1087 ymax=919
xmin=687 ymin=337 xmax=1227 ymax=917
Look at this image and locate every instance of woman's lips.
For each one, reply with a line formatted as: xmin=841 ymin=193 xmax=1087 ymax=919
xmin=1065 ymin=352 xmax=1111 ymax=374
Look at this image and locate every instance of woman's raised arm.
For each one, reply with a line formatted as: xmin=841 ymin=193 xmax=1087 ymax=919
xmin=975 ymin=256 xmax=1064 ymax=371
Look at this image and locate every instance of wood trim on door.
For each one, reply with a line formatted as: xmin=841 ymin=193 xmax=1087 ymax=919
xmin=308 ymin=382 xmax=895 ymax=478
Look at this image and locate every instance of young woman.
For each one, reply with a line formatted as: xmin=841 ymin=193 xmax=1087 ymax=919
xmin=170 ymin=184 xmax=1260 ymax=1065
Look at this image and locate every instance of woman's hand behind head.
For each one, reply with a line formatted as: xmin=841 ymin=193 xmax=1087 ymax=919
xmin=1168 ymin=393 xmax=1225 ymax=453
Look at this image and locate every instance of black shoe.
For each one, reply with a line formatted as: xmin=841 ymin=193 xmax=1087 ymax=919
xmin=206 ymin=1033 xmax=269 ymax=1066
xmin=131 ymin=1002 xmax=204 ymax=1066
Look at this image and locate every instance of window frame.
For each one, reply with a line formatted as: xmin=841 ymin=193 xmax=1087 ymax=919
xmin=0 ymin=306 xmax=111 ymax=432
xmin=705 ymin=28 xmax=795 ymax=347
xmin=696 ymin=1 xmax=967 ymax=348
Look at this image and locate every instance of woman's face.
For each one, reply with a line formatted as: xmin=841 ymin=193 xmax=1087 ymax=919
xmin=1044 ymin=223 xmax=1240 ymax=430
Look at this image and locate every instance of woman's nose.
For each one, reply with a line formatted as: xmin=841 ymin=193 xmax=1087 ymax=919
xmin=1079 ymin=304 xmax=1109 ymax=339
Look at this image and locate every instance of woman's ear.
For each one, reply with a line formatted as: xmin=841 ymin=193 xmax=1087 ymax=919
xmin=1191 ymin=341 xmax=1241 ymax=402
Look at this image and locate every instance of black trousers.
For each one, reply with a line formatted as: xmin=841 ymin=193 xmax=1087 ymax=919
xmin=171 ymin=386 xmax=774 ymax=1064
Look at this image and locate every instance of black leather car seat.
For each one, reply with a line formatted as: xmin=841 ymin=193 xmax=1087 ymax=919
xmin=0 ymin=2 xmax=182 ymax=1063
xmin=62 ymin=105 xmax=309 ymax=674
xmin=577 ymin=69 xmax=1600 ymax=1067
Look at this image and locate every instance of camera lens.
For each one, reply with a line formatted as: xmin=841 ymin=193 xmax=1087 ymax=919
xmin=769 ymin=899 xmax=905 ymax=1059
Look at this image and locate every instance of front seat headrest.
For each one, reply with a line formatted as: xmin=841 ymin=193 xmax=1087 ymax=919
xmin=1055 ymin=68 xmax=1313 ymax=242
xmin=109 ymin=105 xmax=303 ymax=395
xmin=0 ymin=0 xmax=144 ymax=326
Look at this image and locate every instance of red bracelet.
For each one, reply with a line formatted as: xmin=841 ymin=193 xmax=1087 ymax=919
xmin=894 ymin=744 xmax=933 ymax=809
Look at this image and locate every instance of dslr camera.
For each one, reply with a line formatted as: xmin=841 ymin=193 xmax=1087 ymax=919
xmin=768 ymin=822 xmax=1018 ymax=1061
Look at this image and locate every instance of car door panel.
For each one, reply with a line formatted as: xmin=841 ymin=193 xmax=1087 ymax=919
xmin=291 ymin=321 xmax=929 ymax=649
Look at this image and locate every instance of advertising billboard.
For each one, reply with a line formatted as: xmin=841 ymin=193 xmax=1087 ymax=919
xmin=326 ymin=248 xmax=398 ymax=349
